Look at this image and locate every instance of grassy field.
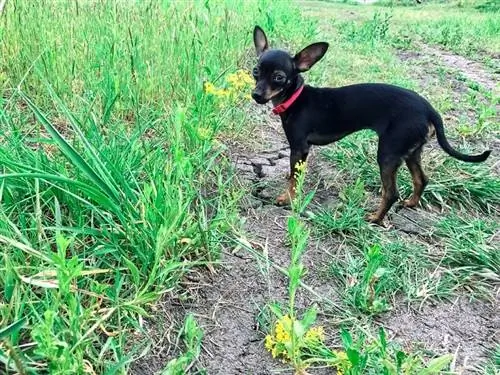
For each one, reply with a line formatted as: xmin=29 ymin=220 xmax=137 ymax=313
xmin=0 ymin=0 xmax=499 ymax=374
xmin=0 ymin=1 xmax=313 ymax=373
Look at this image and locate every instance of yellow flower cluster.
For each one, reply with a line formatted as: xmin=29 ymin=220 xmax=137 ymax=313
xmin=226 ymin=69 xmax=254 ymax=88
xmin=264 ymin=315 xmax=293 ymax=360
xmin=264 ymin=315 xmax=326 ymax=362
xmin=203 ymin=69 xmax=253 ymax=102
xmin=203 ymin=82 xmax=230 ymax=97
xmin=264 ymin=315 xmax=350 ymax=372
xmin=332 ymin=350 xmax=350 ymax=375
xmin=304 ymin=326 xmax=325 ymax=344
xmin=295 ymin=160 xmax=307 ymax=172
xmin=275 ymin=314 xmax=292 ymax=343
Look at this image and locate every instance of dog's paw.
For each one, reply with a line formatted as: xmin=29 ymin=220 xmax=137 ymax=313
xmin=276 ymin=193 xmax=291 ymax=206
xmin=365 ymin=213 xmax=384 ymax=226
xmin=402 ymin=198 xmax=418 ymax=208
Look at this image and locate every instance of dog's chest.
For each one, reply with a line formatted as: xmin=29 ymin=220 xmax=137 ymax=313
xmin=306 ymin=131 xmax=347 ymax=146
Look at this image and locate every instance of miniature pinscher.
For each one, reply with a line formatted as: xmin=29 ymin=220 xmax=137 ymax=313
xmin=251 ymin=26 xmax=491 ymax=224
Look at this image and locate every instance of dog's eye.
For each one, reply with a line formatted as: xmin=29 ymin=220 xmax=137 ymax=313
xmin=252 ymin=67 xmax=260 ymax=78
xmin=273 ymin=74 xmax=286 ymax=83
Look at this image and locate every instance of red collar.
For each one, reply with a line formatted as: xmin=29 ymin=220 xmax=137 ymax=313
xmin=272 ymin=85 xmax=304 ymax=115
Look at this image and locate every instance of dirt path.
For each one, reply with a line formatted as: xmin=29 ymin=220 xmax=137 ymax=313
xmin=419 ymin=44 xmax=499 ymax=93
xmin=398 ymin=43 xmax=499 ymax=95
xmin=380 ymin=296 xmax=500 ymax=373
xmin=397 ymin=42 xmax=500 ymax=167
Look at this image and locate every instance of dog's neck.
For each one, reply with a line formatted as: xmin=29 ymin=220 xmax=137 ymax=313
xmin=271 ymin=75 xmax=305 ymax=107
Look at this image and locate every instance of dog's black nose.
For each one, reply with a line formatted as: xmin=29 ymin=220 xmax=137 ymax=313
xmin=251 ymin=91 xmax=262 ymax=101
xmin=251 ymin=91 xmax=267 ymax=104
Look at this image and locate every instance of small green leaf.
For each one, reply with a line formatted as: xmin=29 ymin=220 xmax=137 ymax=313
xmin=347 ymin=348 xmax=360 ymax=367
xmin=0 ymin=318 xmax=26 ymax=341
xmin=268 ymin=303 xmax=283 ymax=318
xmin=396 ymin=350 xmax=407 ymax=370
xmin=421 ymin=354 xmax=453 ymax=374
xmin=379 ymin=327 xmax=387 ymax=353
xmin=341 ymin=328 xmax=353 ymax=348
xmin=124 ymin=258 xmax=140 ymax=286
xmin=300 ymin=307 xmax=317 ymax=331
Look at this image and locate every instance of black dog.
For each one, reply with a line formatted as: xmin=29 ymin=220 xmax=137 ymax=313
xmin=251 ymin=26 xmax=491 ymax=224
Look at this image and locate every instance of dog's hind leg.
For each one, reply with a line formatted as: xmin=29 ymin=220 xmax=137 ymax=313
xmin=403 ymin=145 xmax=428 ymax=208
xmin=367 ymin=156 xmax=402 ymax=224
xmin=367 ymin=137 xmax=403 ymax=224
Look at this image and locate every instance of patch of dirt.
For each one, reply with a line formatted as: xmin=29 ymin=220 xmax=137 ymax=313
xmin=396 ymin=45 xmax=500 ymax=159
xmin=398 ymin=45 xmax=499 ymax=94
xmin=379 ymin=296 xmax=500 ymax=374
xmin=419 ymin=44 xmax=499 ymax=93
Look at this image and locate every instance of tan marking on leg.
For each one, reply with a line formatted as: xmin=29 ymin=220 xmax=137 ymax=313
xmin=276 ymin=176 xmax=296 ymax=205
xmin=403 ymin=147 xmax=428 ymax=208
xmin=427 ymin=122 xmax=435 ymax=140
xmin=367 ymin=163 xmax=400 ymax=224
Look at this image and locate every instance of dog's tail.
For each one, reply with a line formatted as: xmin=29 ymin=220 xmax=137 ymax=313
xmin=429 ymin=109 xmax=491 ymax=163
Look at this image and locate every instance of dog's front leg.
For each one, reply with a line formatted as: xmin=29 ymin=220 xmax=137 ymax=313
xmin=276 ymin=147 xmax=309 ymax=206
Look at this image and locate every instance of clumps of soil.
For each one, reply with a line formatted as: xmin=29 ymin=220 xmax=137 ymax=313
xmin=379 ymin=296 xmax=500 ymax=374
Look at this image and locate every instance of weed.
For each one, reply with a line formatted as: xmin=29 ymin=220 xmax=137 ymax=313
xmin=349 ymin=245 xmax=391 ymax=314
xmin=340 ymin=328 xmax=452 ymax=375
xmin=436 ymin=212 xmax=499 ymax=292
xmin=162 ymin=315 xmax=204 ymax=375
xmin=263 ymin=163 xmax=452 ymax=373
xmin=337 ymin=11 xmax=393 ymax=47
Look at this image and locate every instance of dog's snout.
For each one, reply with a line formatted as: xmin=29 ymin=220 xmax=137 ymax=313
xmin=251 ymin=91 xmax=263 ymax=101
xmin=252 ymin=90 xmax=268 ymax=104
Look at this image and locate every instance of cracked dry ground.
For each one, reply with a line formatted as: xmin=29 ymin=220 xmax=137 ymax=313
xmin=132 ymin=36 xmax=499 ymax=375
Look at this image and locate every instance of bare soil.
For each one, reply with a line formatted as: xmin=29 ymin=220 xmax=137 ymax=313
xmin=417 ymin=44 xmax=499 ymax=93
xmin=379 ymin=295 xmax=500 ymax=373
xmin=397 ymin=44 xmax=500 ymax=161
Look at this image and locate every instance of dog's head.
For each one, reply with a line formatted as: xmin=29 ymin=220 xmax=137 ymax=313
xmin=251 ymin=26 xmax=329 ymax=104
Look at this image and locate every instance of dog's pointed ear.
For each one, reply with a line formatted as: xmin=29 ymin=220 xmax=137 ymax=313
xmin=293 ymin=42 xmax=329 ymax=72
xmin=253 ymin=26 xmax=269 ymax=56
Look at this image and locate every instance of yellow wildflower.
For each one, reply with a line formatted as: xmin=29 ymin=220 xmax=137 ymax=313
xmin=333 ymin=350 xmax=348 ymax=362
xmin=204 ymin=82 xmax=216 ymax=94
xmin=226 ymin=69 xmax=254 ymax=90
xmin=226 ymin=72 xmax=243 ymax=88
xmin=331 ymin=350 xmax=351 ymax=374
xmin=275 ymin=315 xmax=292 ymax=343
xmin=264 ymin=335 xmax=274 ymax=351
xmin=295 ymin=160 xmax=307 ymax=172
xmin=271 ymin=346 xmax=279 ymax=358
xmin=305 ymin=326 xmax=325 ymax=343
xmin=237 ymin=69 xmax=254 ymax=85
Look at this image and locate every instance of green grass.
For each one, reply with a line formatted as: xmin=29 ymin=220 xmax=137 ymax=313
xmin=0 ymin=1 xmax=316 ymax=373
